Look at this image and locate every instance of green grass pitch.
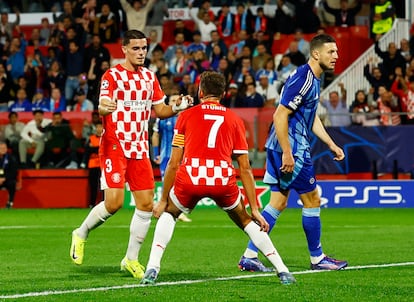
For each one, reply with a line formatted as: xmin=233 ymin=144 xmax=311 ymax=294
xmin=1 ymin=208 xmax=414 ymax=301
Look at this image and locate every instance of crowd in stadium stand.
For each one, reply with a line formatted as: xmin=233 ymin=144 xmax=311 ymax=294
xmin=0 ymin=0 xmax=411 ymax=169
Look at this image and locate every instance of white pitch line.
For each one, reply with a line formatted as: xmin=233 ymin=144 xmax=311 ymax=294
xmin=1 ymin=262 xmax=414 ymax=300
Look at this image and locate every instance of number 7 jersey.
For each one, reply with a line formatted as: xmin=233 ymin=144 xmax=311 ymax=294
xmin=172 ymin=101 xmax=249 ymax=186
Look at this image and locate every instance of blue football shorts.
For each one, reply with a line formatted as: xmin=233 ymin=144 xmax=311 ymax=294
xmin=263 ymin=149 xmax=317 ymax=194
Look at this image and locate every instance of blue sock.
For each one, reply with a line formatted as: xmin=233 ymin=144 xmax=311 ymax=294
xmin=246 ymin=204 xmax=281 ymax=254
xmin=302 ymin=207 xmax=323 ymax=257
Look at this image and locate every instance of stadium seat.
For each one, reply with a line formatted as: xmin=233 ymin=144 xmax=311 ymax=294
xmin=103 ymin=43 xmax=124 ymax=60
xmin=271 ymin=34 xmax=294 ymax=55
xmin=349 ymin=25 xmax=369 ymax=39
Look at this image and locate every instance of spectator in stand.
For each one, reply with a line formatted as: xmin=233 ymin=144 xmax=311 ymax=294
xmin=42 ymin=45 xmax=62 ymax=71
xmin=252 ymin=42 xmax=272 ymax=73
xmin=80 ymin=121 xmax=103 ymax=208
xmin=277 ymin=55 xmax=297 ymax=86
xmin=28 ymin=27 xmax=45 ymax=47
xmin=173 ymin=19 xmax=193 ymax=43
xmin=72 ymin=88 xmax=94 ymax=112
xmin=208 ymin=44 xmax=225 ymax=71
xmin=146 ymin=0 xmax=169 ymax=43
xmin=0 ymin=9 xmax=20 ymax=45
xmin=177 ymin=74 xmax=192 ymax=95
xmin=272 ymin=0 xmax=295 ymax=35
xmin=120 ymin=0 xmax=155 ymax=32
xmin=0 ymin=76 xmax=12 ymax=112
xmin=31 ymin=88 xmax=50 ymax=112
xmin=43 ymin=60 xmax=66 ymax=95
xmin=92 ymin=3 xmax=119 ymax=43
xmin=188 ymin=49 xmax=210 ymax=82
xmin=62 ymin=26 xmax=87 ymax=106
xmin=43 ymin=111 xmax=76 ymax=167
xmin=350 ymin=89 xmax=380 ymax=126
xmin=292 ymin=28 xmax=310 ymax=60
xmin=205 ymin=30 xmax=228 ymax=59
xmin=78 ymin=72 xmax=89 ymax=97
xmin=320 ymin=83 xmax=351 ymax=127
xmin=9 ymin=88 xmax=31 ymax=112
xmin=83 ymin=34 xmax=110 ymax=75
xmin=146 ymin=30 xmax=164 ymax=60
xmin=188 ymin=3 xmax=217 ymax=43
xmin=215 ymin=3 xmax=234 ymax=39
xmin=255 ymin=57 xmax=278 ymax=85
xmin=7 ymin=36 xmax=26 ymax=84
xmin=253 ymin=7 xmax=270 ymax=35
xmin=234 ymin=3 xmax=254 ymax=35
xmin=240 ymin=82 xmax=264 ymax=108
xmin=187 ymin=30 xmax=206 ymax=54
xmin=221 ymin=82 xmax=243 ymax=108
xmin=252 ymin=30 xmax=272 ymax=55
xmin=46 ymin=87 xmax=67 ymax=112
xmin=87 ymin=59 xmax=110 ymax=109
xmin=256 ymin=74 xmax=279 ymax=108
xmin=82 ymin=110 xmax=101 ymax=141
xmin=4 ymin=111 xmax=24 ymax=157
xmin=285 ymin=40 xmax=307 ymax=68
xmin=294 ymin=0 xmax=321 ymax=34
xmin=399 ymin=38 xmax=412 ymax=64
xmin=322 ymin=0 xmax=362 ymax=27
xmin=168 ymin=47 xmax=191 ymax=83
xmin=364 ymin=57 xmax=388 ymax=100
xmin=19 ymin=109 xmax=51 ymax=168
xmin=0 ymin=140 xmax=19 ymax=209
xmin=52 ymin=0 xmax=75 ymax=24
xmin=390 ymin=68 xmax=414 ymax=124
xmin=233 ymin=56 xmax=255 ymax=86
xmin=72 ymin=0 xmax=97 ymax=33
xmin=195 ymin=0 xmax=215 ymax=21
xmin=377 ymin=89 xmax=401 ymax=125
xmin=164 ymin=32 xmax=187 ymax=63
xmin=217 ymin=57 xmax=233 ymax=84
xmin=370 ymin=0 xmax=395 ymax=40
xmin=154 ymin=57 xmax=171 ymax=79
xmin=39 ymin=17 xmax=52 ymax=45
xmin=374 ymin=41 xmax=406 ymax=87
xmin=23 ymin=55 xmax=42 ymax=99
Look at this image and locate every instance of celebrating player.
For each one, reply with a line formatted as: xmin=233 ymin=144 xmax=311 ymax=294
xmin=141 ymin=71 xmax=296 ymax=285
xmin=238 ymin=34 xmax=348 ymax=272
xmin=70 ymin=30 xmax=192 ymax=280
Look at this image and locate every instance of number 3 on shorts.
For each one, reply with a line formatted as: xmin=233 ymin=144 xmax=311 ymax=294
xmin=105 ymin=158 xmax=113 ymax=173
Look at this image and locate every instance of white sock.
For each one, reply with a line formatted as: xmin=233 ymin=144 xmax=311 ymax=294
xmin=77 ymin=201 xmax=112 ymax=239
xmin=125 ymin=209 xmax=153 ymax=261
xmin=244 ymin=221 xmax=289 ymax=273
xmin=146 ymin=212 xmax=176 ymax=272
xmin=243 ymin=248 xmax=259 ymax=259
xmin=311 ymin=254 xmax=326 ymax=265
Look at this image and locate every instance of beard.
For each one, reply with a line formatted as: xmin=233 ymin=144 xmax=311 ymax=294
xmin=319 ymin=61 xmax=334 ymax=72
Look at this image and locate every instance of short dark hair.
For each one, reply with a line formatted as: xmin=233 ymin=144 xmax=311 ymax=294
xmin=8 ymin=111 xmax=17 ymax=119
xmin=310 ymin=34 xmax=336 ymax=52
xmin=122 ymin=30 xmax=146 ymax=46
xmin=199 ymin=71 xmax=226 ymax=99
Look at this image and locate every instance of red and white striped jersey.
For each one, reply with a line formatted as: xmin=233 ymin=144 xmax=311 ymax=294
xmin=99 ymin=64 xmax=165 ymax=159
xmin=172 ymin=101 xmax=248 ymax=186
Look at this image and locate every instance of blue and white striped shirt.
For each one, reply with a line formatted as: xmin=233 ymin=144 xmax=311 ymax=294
xmin=265 ymin=64 xmax=320 ymax=164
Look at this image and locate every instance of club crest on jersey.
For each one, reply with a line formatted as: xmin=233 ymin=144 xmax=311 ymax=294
xmin=111 ymin=173 xmax=121 ymax=183
xmin=146 ymin=81 xmax=152 ymax=91
xmin=101 ymin=80 xmax=109 ymax=89
xmin=309 ymin=177 xmax=315 ymax=185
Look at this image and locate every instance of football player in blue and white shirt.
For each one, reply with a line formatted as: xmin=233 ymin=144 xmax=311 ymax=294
xmin=239 ymin=34 xmax=348 ymax=272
